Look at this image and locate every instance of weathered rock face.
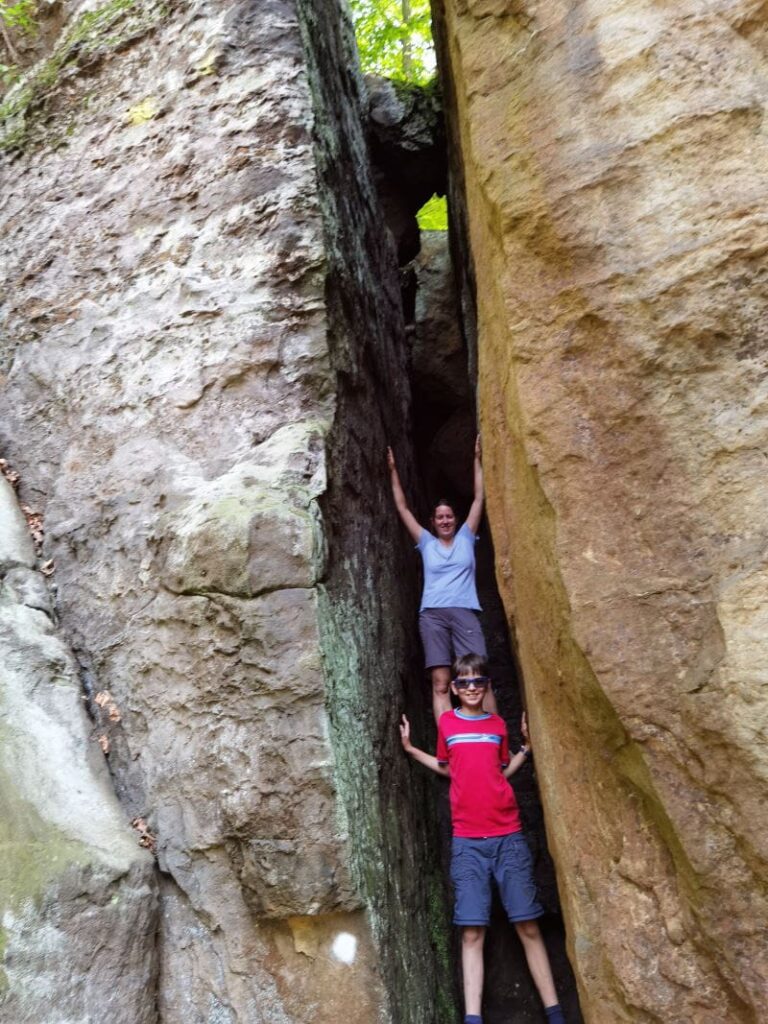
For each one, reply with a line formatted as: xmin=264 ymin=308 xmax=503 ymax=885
xmin=364 ymin=76 xmax=447 ymax=264
xmin=435 ymin=1 xmax=768 ymax=1021
xmin=0 ymin=475 xmax=157 ymax=1023
xmin=1 ymin=0 xmax=452 ymax=1020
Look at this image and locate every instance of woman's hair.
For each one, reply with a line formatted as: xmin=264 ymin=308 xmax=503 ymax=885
xmin=452 ymin=652 xmax=489 ymax=678
xmin=430 ymin=497 xmax=459 ymax=518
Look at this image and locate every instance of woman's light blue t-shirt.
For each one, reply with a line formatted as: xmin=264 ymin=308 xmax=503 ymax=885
xmin=417 ymin=522 xmax=481 ymax=611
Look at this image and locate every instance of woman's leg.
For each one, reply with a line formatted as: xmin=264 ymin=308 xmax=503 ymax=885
xmin=461 ymin=926 xmax=486 ymax=1016
xmin=450 ymin=609 xmax=495 ymax=712
xmin=431 ymin=666 xmax=452 ymax=723
xmin=483 ymin=682 xmax=498 ymax=715
xmin=420 ymin=611 xmax=453 ymax=724
xmin=513 ymin=919 xmax=558 ymax=1008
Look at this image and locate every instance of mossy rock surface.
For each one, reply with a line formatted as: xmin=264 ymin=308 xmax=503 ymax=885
xmin=0 ymin=0 xmax=171 ymax=152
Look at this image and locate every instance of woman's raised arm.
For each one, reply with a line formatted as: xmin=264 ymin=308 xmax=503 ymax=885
xmin=466 ymin=434 xmax=484 ymax=535
xmin=387 ymin=447 xmax=422 ymax=543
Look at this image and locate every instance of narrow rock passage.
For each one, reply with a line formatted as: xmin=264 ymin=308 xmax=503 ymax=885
xmin=406 ymin=236 xmax=582 ymax=1023
xmin=362 ymin=69 xmax=582 ymax=1020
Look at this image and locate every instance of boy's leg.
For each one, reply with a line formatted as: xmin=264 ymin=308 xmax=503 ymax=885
xmin=461 ymin=926 xmax=486 ymax=1017
xmin=451 ymin=838 xmax=492 ymax=1020
xmin=493 ymin=834 xmax=562 ymax=1015
xmin=513 ymin=919 xmax=558 ymax=1009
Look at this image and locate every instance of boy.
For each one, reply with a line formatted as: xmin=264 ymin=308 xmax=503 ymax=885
xmin=400 ymin=653 xmax=566 ymax=1024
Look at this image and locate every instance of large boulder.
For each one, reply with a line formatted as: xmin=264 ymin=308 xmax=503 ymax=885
xmin=0 ymin=475 xmax=157 ymax=1023
xmin=0 ymin=0 xmax=452 ymax=1020
xmin=435 ymin=1 xmax=768 ymax=1021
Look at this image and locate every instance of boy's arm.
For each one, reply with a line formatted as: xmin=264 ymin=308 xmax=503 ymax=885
xmin=503 ymin=711 xmax=531 ymax=779
xmin=502 ymin=749 xmax=530 ymax=779
xmin=387 ymin=448 xmax=423 ymax=543
xmin=400 ymin=715 xmax=450 ymax=778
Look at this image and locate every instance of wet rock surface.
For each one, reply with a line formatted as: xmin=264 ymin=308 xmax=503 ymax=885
xmin=434 ymin=1 xmax=768 ymax=1021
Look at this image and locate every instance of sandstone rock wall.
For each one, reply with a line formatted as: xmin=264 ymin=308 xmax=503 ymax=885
xmin=435 ymin=1 xmax=768 ymax=1021
xmin=1 ymin=0 xmax=453 ymax=1019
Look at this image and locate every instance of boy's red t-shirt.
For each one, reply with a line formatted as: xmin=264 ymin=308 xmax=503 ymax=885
xmin=436 ymin=709 xmax=522 ymax=838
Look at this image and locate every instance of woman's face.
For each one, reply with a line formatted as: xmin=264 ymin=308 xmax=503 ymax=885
xmin=431 ymin=504 xmax=457 ymax=540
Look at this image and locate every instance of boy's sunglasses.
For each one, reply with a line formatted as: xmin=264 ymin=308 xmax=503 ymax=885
xmin=452 ymin=676 xmax=489 ymax=690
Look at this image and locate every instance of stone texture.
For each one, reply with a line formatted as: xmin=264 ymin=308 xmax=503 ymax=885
xmin=0 ymin=474 xmax=157 ymax=1023
xmin=1 ymin=0 xmax=454 ymax=1020
xmin=411 ymin=231 xmax=468 ymax=407
xmin=407 ymin=230 xmax=477 ymax=509
xmin=434 ymin=1 xmax=768 ymax=1021
xmin=0 ymin=477 xmax=35 ymax=569
xmin=298 ymin=3 xmax=458 ymax=1019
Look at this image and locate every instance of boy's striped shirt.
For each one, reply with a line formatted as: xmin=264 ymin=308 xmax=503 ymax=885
xmin=437 ymin=709 xmax=522 ymax=838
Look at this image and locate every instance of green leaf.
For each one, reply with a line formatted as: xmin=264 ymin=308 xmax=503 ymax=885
xmin=0 ymin=1 xmax=39 ymax=35
xmin=416 ymin=194 xmax=448 ymax=231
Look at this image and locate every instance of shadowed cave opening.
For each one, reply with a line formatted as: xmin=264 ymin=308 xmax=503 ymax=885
xmin=362 ymin=74 xmax=584 ymax=1024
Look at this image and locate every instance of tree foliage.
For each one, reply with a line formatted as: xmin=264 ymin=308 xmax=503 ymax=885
xmin=0 ymin=0 xmax=38 ymax=84
xmin=350 ymin=0 xmax=435 ymax=85
xmin=1 ymin=0 xmax=37 ymax=34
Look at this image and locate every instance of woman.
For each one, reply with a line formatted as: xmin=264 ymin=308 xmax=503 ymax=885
xmin=387 ymin=436 xmax=496 ymax=723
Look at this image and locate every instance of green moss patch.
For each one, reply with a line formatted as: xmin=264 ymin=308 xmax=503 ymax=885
xmin=0 ymin=0 xmax=171 ymax=152
xmin=0 ymin=766 xmax=91 ymax=911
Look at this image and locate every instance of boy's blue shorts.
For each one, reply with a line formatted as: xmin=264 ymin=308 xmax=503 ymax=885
xmin=450 ymin=832 xmax=544 ymax=926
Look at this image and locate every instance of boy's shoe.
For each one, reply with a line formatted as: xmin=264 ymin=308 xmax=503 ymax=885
xmin=545 ymin=1006 xmax=565 ymax=1024
xmin=464 ymin=1017 xmax=483 ymax=1024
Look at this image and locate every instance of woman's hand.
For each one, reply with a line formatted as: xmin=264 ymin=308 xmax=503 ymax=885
xmin=399 ymin=714 xmax=412 ymax=752
xmin=475 ymin=433 xmax=482 ymax=462
xmin=521 ymin=711 xmax=529 ymax=744
xmin=387 ymin=446 xmax=396 ymax=472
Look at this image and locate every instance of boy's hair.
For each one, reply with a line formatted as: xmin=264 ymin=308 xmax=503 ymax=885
xmin=452 ymin=652 xmax=489 ymax=678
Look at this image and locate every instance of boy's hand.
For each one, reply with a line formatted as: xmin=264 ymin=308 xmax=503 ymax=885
xmin=475 ymin=433 xmax=482 ymax=461
xmin=521 ymin=711 xmax=529 ymax=743
xmin=399 ymin=714 xmax=412 ymax=752
xmin=386 ymin=446 xmax=396 ymax=472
